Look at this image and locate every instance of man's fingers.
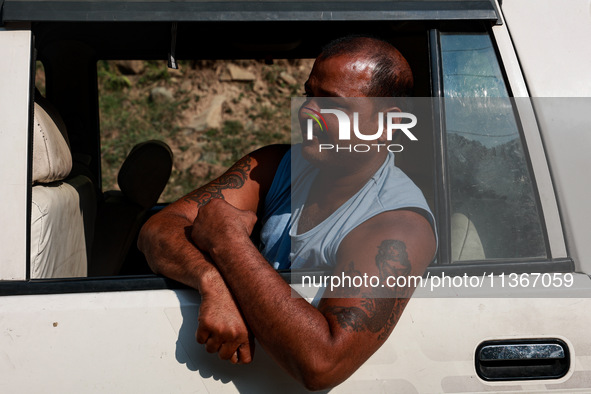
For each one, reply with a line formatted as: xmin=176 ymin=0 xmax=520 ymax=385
xmin=197 ymin=325 xmax=254 ymax=364
xmin=218 ymin=343 xmax=239 ymax=361
xmin=202 ymin=337 xmax=252 ymax=365
xmin=196 ymin=296 xmax=254 ymax=364
xmin=237 ymin=341 xmax=254 ymax=364
xmin=205 ymin=337 xmax=222 ymax=354
xmin=195 ymin=324 xmax=210 ymax=345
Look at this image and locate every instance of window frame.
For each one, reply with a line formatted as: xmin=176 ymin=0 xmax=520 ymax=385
xmin=427 ymin=25 xmax=571 ymax=272
xmin=2 ymin=0 xmax=500 ymax=24
xmin=437 ymin=28 xmax=549 ymax=261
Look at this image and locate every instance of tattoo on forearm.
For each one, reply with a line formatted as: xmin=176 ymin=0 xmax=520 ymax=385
xmin=323 ymin=239 xmax=413 ymax=341
xmin=183 ymin=156 xmax=252 ymax=206
xmin=378 ymin=297 xmax=410 ymax=341
xmin=325 ymin=298 xmax=410 ymax=341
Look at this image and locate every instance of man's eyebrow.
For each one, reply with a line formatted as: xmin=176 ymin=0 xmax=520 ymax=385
xmin=314 ymin=87 xmax=344 ymax=98
xmin=303 ymin=80 xmax=343 ymax=98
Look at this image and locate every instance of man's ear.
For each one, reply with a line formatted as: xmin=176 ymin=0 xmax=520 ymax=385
xmin=378 ymin=106 xmax=401 ymax=143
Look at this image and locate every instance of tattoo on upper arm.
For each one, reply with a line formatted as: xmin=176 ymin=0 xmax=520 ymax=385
xmin=333 ymin=261 xmax=361 ymax=297
xmin=183 ymin=156 xmax=252 ymax=206
xmin=376 ymin=239 xmax=411 ymax=285
xmin=323 ymin=239 xmax=413 ymax=341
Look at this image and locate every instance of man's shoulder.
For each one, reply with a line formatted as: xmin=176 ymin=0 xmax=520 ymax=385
xmin=250 ymin=144 xmax=291 ymax=165
xmin=340 ymin=209 xmax=437 ymax=263
xmin=242 ymin=144 xmax=291 ymax=189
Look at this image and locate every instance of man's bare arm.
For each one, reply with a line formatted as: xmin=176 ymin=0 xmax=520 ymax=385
xmin=137 ymin=144 xmax=289 ymax=363
xmin=139 ymin=154 xmax=256 ymax=287
xmin=192 ymin=201 xmax=436 ymax=389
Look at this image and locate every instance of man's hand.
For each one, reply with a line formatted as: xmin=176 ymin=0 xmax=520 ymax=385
xmin=191 ymin=198 xmax=258 ymax=254
xmin=197 ymin=275 xmax=255 ymax=364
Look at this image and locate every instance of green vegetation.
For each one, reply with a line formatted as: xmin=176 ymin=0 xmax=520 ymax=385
xmin=97 ymin=59 xmax=306 ymax=202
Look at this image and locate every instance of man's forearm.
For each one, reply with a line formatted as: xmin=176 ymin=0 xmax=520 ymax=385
xmin=138 ymin=211 xmax=221 ymax=294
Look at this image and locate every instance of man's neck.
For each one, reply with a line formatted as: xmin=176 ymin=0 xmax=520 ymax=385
xmin=297 ymin=152 xmax=388 ymax=234
xmin=318 ymin=152 xmax=386 ymax=193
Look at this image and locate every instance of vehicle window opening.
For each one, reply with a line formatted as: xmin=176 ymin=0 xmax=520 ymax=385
xmin=95 ymin=58 xmax=314 ymax=276
xmin=29 ymin=26 xmax=435 ymax=282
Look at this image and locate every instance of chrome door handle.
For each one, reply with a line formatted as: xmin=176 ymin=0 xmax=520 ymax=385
xmin=475 ymin=339 xmax=570 ymax=381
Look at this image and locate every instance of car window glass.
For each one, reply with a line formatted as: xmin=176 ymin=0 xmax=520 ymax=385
xmin=440 ymin=32 xmax=547 ymax=261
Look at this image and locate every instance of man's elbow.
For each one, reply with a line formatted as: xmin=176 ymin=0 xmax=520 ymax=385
xmin=137 ymin=215 xmax=164 ymax=274
xmin=297 ymin=356 xmax=350 ymax=391
xmin=301 ymin=374 xmax=339 ymax=392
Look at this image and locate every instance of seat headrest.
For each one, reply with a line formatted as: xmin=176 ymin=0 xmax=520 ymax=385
xmin=118 ymin=140 xmax=173 ymax=209
xmin=35 ymin=89 xmax=71 ymax=147
xmin=32 ymin=102 xmax=73 ymax=184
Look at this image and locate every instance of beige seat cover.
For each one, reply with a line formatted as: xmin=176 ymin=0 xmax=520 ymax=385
xmin=30 ymin=102 xmax=87 ymax=278
xmin=451 ymin=212 xmax=485 ymax=261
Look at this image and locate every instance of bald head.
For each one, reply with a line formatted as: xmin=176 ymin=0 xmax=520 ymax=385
xmin=318 ymin=36 xmax=414 ymax=97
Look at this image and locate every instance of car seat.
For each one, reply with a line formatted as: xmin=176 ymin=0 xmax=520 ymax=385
xmin=451 ymin=212 xmax=485 ymax=261
xmin=30 ymin=101 xmax=96 ymax=278
xmin=89 ymin=140 xmax=173 ymax=276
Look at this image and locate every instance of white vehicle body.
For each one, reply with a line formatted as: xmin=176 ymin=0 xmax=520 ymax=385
xmin=1 ymin=0 xmax=591 ymax=392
